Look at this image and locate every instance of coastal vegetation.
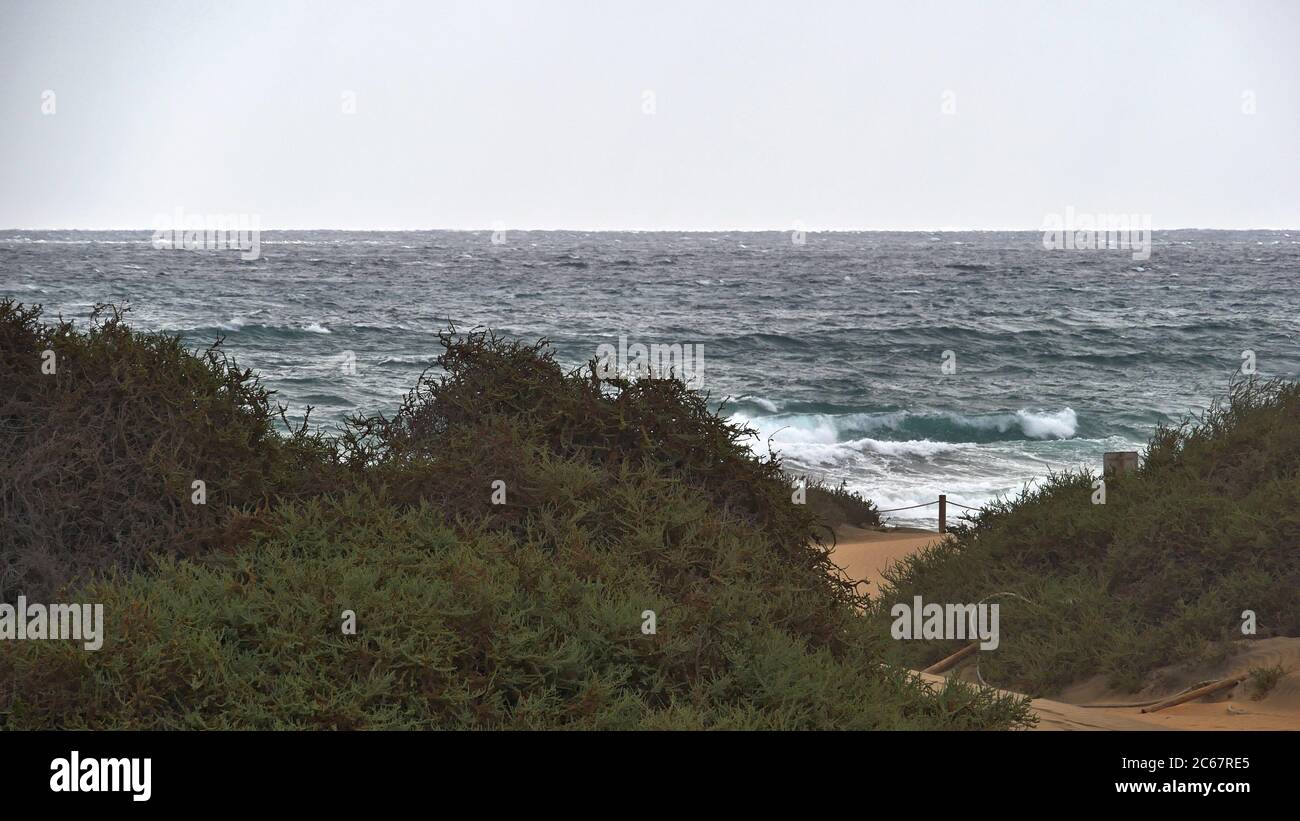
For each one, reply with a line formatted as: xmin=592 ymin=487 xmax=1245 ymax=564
xmin=0 ymin=300 xmax=1026 ymax=729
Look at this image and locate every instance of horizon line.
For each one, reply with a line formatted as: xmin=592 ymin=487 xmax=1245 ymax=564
xmin=3 ymin=225 xmax=1298 ymax=233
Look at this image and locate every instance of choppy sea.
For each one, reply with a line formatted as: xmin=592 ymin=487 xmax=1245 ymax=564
xmin=4 ymin=229 xmax=1298 ymax=527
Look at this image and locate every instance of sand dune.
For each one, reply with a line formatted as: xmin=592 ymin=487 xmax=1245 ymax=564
xmin=1055 ymin=637 xmax=1300 ymax=731
xmin=836 ymin=526 xmax=1300 ymax=730
xmin=931 ymin=639 xmax=1300 ymax=731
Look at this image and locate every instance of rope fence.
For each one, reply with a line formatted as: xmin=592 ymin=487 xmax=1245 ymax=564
xmin=873 ymin=500 xmax=939 ymax=512
xmin=850 ymin=451 xmax=1142 ymax=533
xmin=874 ymin=494 xmax=983 ymax=532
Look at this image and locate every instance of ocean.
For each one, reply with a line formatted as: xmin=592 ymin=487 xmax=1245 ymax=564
xmin=4 ymin=229 xmax=1298 ymax=528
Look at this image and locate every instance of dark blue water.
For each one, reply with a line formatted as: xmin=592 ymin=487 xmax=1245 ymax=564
xmin=4 ymin=229 xmax=1298 ymax=526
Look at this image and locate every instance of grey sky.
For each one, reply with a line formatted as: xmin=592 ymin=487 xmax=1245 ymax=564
xmin=2 ymin=0 xmax=1296 ymax=230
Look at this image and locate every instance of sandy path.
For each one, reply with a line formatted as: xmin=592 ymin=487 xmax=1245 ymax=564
xmin=913 ymin=671 xmax=1161 ymax=730
xmin=830 ymin=526 xmax=943 ymax=595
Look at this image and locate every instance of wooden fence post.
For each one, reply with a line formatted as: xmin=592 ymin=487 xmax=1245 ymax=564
xmin=938 ymin=494 xmax=947 ymax=533
xmin=1103 ymin=451 xmax=1140 ymax=477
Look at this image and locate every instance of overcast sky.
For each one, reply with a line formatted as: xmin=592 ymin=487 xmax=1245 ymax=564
xmin=1 ymin=0 xmax=1296 ymax=230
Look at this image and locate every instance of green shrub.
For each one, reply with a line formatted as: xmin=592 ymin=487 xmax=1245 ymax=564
xmin=805 ymin=479 xmax=882 ymax=533
xmin=0 ymin=492 xmax=1031 ymax=729
xmin=1246 ymin=662 xmax=1288 ymax=701
xmin=338 ymin=329 xmax=851 ymax=599
xmin=0 ymin=300 xmax=338 ymax=601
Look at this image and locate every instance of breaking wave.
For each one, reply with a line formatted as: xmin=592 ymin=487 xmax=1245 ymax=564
xmin=730 ymin=407 xmax=1079 ymax=445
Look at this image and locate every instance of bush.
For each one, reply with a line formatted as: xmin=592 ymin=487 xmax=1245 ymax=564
xmin=338 ymin=329 xmax=850 ymax=598
xmin=805 ymin=479 xmax=882 ymax=533
xmin=0 ymin=492 xmax=1031 ymax=729
xmin=0 ymin=300 xmax=338 ymax=601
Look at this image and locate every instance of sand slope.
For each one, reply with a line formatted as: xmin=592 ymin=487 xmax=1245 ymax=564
xmin=913 ymin=670 xmax=1161 ymax=730
xmin=835 ymin=526 xmax=1300 ymax=730
xmin=929 ymin=638 xmax=1300 ymax=731
xmin=1055 ymin=637 xmax=1300 ymax=731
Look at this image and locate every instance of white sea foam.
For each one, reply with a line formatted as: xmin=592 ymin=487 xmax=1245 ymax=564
xmin=731 ymin=407 xmax=1078 ymax=445
xmin=378 ymin=354 xmax=437 ymax=366
xmin=1013 ymin=407 xmax=1077 ymax=439
xmin=852 ymin=438 xmax=963 ymax=457
xmin=726 ymin=394 xmax=779 ymax=413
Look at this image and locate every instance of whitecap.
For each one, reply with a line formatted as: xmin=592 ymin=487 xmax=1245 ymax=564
xmin=1014 ymin=407 xmax=1078 ymax=439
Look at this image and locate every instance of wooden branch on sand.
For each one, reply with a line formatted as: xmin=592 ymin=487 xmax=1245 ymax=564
xmin=1140 ymin=674 xmax=1249 ymax=714
xmin=921 ymin=641 xmax=979 ymax=675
